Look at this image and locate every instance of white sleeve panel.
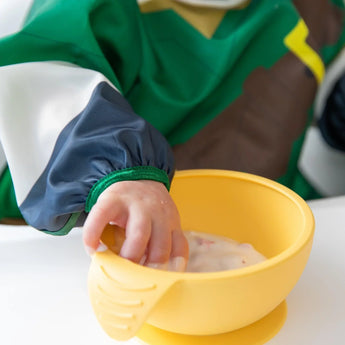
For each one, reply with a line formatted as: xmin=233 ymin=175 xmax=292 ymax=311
xmin=0 ymin=141 xmax=7 ymax=173
xmin=299 ymin=48 xmax=345 ymax=197
xmin=0 ymin=0 xmax=33 ymax=38
xmin=0 ymin=61 xmax=118 ymax=204
xmin=299 ymin=127 xmax=345 ymax=197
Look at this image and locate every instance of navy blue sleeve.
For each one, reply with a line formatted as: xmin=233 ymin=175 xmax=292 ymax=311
xmin=318 ymin=73 xmax=345 ymax=151
xmin=20 ymin=82 xmax=175 ymax=234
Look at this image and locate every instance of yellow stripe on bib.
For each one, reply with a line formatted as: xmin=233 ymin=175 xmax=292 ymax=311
xmin=284 ymin=19 xmax=325 ymax=84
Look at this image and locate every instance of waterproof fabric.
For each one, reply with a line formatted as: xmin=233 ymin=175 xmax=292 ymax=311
xmin=319 ymin=74 xmax=345 ymax=152
xmin=0 ymin=0 xmax=344 ymax=233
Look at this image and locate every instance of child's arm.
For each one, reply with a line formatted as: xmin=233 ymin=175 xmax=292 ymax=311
xmin=0 ymin=62 xmax=187 ymax=267
xmin=0 ymin=1 xmax=189 ymax=267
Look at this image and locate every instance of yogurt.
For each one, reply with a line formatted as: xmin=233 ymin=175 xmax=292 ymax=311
xmin=184 ymin=231 xmax=266 ymax=273
xmin=104 ymin=226 xmax=266 ymax=272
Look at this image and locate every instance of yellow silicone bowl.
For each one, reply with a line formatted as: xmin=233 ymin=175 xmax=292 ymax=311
xmin=88 ymin=169 xmax=314 ymax=341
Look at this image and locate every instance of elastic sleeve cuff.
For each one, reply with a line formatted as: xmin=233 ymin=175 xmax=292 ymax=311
xmin=85 ymin=166 xmax=170 ymax=212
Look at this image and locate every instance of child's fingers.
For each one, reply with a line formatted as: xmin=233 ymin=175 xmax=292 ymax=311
xmin=82 ymin=180 xmax=189 ymax=272
xmin=83 ymin=196 xmax=126 ymax=254
xmin=162 ymin=231 xmax=189 ymax=272
xmin=171 ymin=229 xmax=189 ymax=261
xmin=119 ymin=204 xmax=151 ymax=263
xmin=146 ymin=218 xmax=172 ymax=264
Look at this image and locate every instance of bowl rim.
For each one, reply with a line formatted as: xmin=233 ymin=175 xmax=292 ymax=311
xmin=99 ymin=169 xmax=315 ymax=280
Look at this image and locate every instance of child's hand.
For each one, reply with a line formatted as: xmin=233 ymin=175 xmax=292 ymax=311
xmin=83 ymin=180 xmax=189 ymax=271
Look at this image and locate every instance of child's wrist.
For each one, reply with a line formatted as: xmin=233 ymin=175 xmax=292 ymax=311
xmin=85 ymin=166 xmax=171 ymax=212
